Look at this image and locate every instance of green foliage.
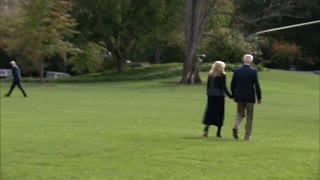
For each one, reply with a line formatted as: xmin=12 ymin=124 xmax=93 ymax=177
xmin=205 ymin=0 xmax=234 ymax=30
xmin=9 ymin=0 xmax=78 ymax=57
xmin=199 ymin=0 xmax=261 ymax=65
xmin=199 ymin=62 xmax=264 ymax=72
xmin=135 ymin=45 xmax=185 ymax=64
xmin=201 ymin=31 xmax=260 ymax=64
xmin=234 ymin=0 xmax=320 ymax=70
xmin=253 ymin=64 xmax=265 ymax=71
xmin=1 ymin=70 xmax=319 ymax=179
xmin=160 ymin=46 xmax=185 ymax=63
xmin=48 ymin=63 xmax=184 ymax=83
xmin=0 ymin=0 xmax=79 ymax=81
xmin=68 ymin=53 xmax=97 ymax=74
xmin=73 ymin=0 xmax=169 ymax=71
xmin=232 ymin=0 xmax=298 ymax=33
xmin=68 ymin=44 xmax=105 ymax=74
xmin=199 ymin=62 xmax=239 ymax=72
xmin=201 ymin=39 xmax=244 ymax=64
xmin=295 ymin=56 xmax=320 ymax=71
xmin=141 ymin=0 xmax=185 ymax=63
xmin=0 ymin=2 xmax=23 ymax=54
xmin=15 ymin=63 xmax=263 ymax=83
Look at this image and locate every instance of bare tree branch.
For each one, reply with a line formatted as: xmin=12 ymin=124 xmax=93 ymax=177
xmin=205 ymin=0 xmax=218 ymax=18
xmin=93 ymin=40 xmax=108 ymax=50
xmin=203 ymin=32 xmax=226 ymax=40
xmin=236 ymin=0 xmax=302 ymax=24
xmin=213 ymin=10 xmax=303 ymax=25
xmin=211 ymin=0 xmax=303 ymax=25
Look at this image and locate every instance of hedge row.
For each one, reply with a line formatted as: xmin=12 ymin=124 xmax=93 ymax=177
xmin=200 ymin=63 xmax=264 ymax=72
xmin=9 ymin=63 xmax=263 ymax=83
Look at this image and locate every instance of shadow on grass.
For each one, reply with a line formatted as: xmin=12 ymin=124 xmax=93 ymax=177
xmin=180 ymin=136 xmax=238 ymax=142
xmin=160 ymin=81 xmax=206 ymax=86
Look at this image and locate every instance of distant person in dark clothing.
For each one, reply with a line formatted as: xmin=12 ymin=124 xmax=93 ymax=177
xmin=231 ymin=54 xmax=262 ymax=141
xmin=203 ymin=61 xmax=233 ymax=138
xmin=5 ymin=61 xmax=27 ymax=97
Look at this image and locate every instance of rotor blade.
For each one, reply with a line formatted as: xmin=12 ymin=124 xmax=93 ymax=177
xmin=255 ymin=20 xmax=320 ymax=35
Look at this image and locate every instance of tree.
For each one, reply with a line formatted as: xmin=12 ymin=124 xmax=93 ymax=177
xmin=68 ymin=43 xmax=105 ymax=74
xmin=233 ymin=0 xmax=320 ymax=70
xmin=73 ymin=0 xmax=166 ymax=72
xmin=181 ymin=0 xmax=301 ymax=84
xmin=0 ymin=0 xmax=79 ymax=83
xmin=0 ymin=0 xmax=20 ymax=66
xmin=229 ymin=0 xmax=306 ymax=48
xmin=181 ymin=0 xmax=218 ymax=84
xmin=146 ymin=0 xmax=185 ymax=64
xmin=200 ymin=0 xmax=255 ymax=64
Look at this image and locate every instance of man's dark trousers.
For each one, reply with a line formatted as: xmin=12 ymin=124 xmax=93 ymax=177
xmin=6 ymin=80 xmax=27 ymax=97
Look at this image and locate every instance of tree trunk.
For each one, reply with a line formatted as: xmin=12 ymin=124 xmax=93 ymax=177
xmin=155 ymin=46 xmax=161 ymax=64
xmin=39 ymin=58 xmax=45 ymax=84
xmin=181 ymin=0 xmax=209 ymax=84
xmin=115 ymin=58 xmax=126 ymax=72
xmin=111 ymin=49 xmax=127 ymax=72
xmin=62 ymin=52 xmax=68 ymax=73
xmin=103 ymin=38 xmax=128 ymax=72
xmin=181 ymin=54 xmax=202 ymax=84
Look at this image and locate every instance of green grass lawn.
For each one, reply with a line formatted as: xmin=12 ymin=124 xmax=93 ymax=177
xmin=1 ymin=70 xmax=319 ymax=179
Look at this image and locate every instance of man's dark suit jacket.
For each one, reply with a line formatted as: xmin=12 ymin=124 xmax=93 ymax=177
xmin=12 ymin=65 xmax=22 ymax=82
xmin=231 ymin=64 xmax=262 ymax=103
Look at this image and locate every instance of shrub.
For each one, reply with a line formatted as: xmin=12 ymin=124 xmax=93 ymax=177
xmin=200 ymin=31 xmax=260 ymax=64
xmin=295 ymin=56 xmax=320 ymax=70
xmin=199 ymin=63 xmax=241 ymax=72
xmin=200 ymin=63 xmax=263 ymax=72
xmin=17 ymin=63 xmax=263 ymax=83
xmin=203 ymin=40 xmax=244 ymax=64
xmin=270 ymin=41 xmax=300 ymax=70
xmin=50 ymin=63 xmax=183 ymax=83
xmin=68 ymin=44 xmax=105 ymax=74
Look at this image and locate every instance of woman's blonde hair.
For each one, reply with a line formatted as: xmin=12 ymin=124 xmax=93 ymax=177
xmin=209 ymin=61 xmax=226 ymax=77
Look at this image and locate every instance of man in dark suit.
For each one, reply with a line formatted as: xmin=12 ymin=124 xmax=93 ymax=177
xmin=231 ymin=54 xmax=262 ymax=140
xmin=5 ymin=61 xmax=27 ymax=97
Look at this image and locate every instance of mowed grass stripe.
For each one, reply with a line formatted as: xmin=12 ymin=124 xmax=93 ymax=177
xmin=0 ymin=70 xmax=319 ymax=179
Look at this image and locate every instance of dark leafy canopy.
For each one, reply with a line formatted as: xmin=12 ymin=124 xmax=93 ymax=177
xmin=233 ymin=0 xmax=320 ymax=68
xmin=232 ymin=0 xmax=303 ymax=32
xmin=0 ymin=0 xmax=79 ymax=82
xmin=140 ymin=0 xmax=185 ymax=64
xmin=73 ymin=0 xmax=166 ymax=72
xmin=75 ymin=0 xmax=164 ymax=39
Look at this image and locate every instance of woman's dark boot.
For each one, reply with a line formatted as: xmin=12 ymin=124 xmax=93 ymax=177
xmin=203 ymin=125 xmax=209 ymax=137
xmin=216 ymin=126 xmax=222 ymax=138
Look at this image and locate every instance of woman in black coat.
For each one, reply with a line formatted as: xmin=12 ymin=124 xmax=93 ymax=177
xmin=203 ymin=61 xmax=233 ymax=138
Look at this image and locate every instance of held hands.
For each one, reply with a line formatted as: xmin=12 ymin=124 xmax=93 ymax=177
xmin=228 ymin=97 xmax=262 ymax=104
